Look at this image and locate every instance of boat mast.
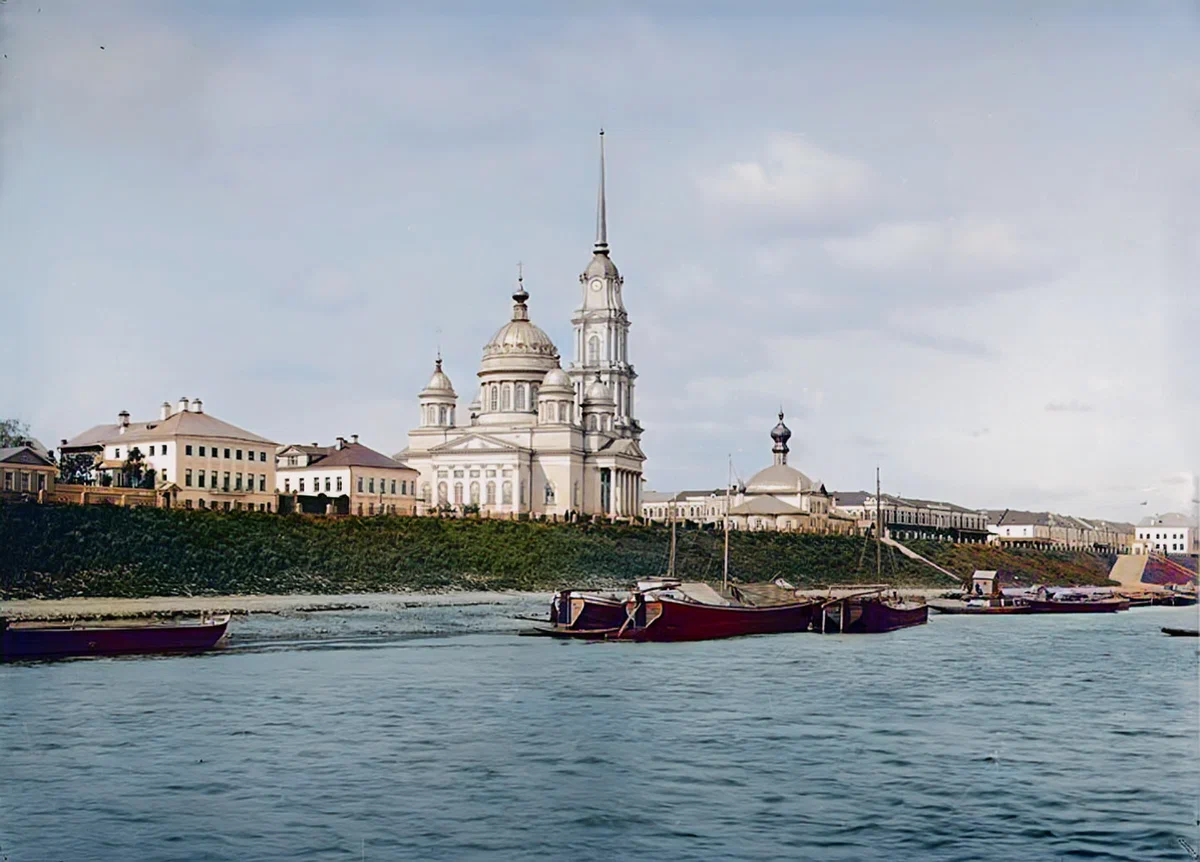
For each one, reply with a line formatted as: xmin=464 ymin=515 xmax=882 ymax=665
xmin=723 ymin=454 xmax=731 ymax=591
xmin=876 ymin=466 xmax=882 ymax=582
xmin=668 ymin=495 xmax=677 ymax=578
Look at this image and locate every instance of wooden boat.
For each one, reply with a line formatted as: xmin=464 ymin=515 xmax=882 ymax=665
xmin=1161 ymin=627 xmax=1200 ymax=637
xmin=547 ymin=589 xmax=629 ymax=631
xmin=611 ymin=589 xmax=818 ymax=642
xmin=817 ymin=588 xmax=929 ymax=633
xmin=928 ymin=598 xmax=1032 ymax=615
xmin=1025 ymin=591 xmax=1128 ymax=613
xmin=1 ymin=614 xmax=230 ymax=660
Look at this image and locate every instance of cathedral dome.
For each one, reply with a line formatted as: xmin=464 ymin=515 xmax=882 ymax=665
xmin=482 ymin=280 xmax=559 ymax=362
xmin=745 ymin=464 xmax=814 ymax=495
xmin=541 ymin=365 xmax=572 ymax=392
xmin=420 ymin=358 xmax=455 ymax=396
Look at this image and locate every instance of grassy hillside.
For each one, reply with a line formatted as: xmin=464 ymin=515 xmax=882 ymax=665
xmin=0 ymin=503 xmax=1117 ymax=600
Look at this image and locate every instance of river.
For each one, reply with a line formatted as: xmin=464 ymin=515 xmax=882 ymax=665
xmin=2 ymin=602 xmax=1197 ymax=861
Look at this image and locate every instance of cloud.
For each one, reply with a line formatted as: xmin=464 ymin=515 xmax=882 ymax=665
xmin=697 ymin=133 xmax=872 ymax=232
xmin=824 ymin=218 xmax=1047 ymax=284
xmin=1044 ymin=400 xmax=1095 ymax=413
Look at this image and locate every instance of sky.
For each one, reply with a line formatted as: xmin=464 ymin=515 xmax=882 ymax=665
xmin=0 ymin=0 xmax=1196 ymax=522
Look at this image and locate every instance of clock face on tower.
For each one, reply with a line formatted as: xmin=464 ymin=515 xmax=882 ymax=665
xmin=590 ymin=278 xmax=604 ymax=292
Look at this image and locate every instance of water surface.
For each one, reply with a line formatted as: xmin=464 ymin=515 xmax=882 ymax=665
xmin=2 ymin=604 xmax=1197 ymax=861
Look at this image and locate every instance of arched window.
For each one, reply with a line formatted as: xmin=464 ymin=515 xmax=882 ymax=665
xmin=514 ymin=384 xmax=526 ymax=411
xmin=544 ymin=483 xmax=555 ymax=504
xmin=588 ymin=335 xmax=600 ymax=364
xmin=530 ymin=384 xmax=538 ymax=403
xmin=437 ymin=482 xmax=448 ymax=505
xmin=501 ymin=384 xmax=512 ymax=411
xmin=502 ymin=481 xmax=513 ymax=505
xmin=588 ymin=415 xmax=598 ymax=431
xmin=454 ymin=483 xmax=463 ymax=505
xmin=470 ymin=482 xmax=480 ymax=505
xmin=573 ymin=481 xmax=580 ymax=506
xmin=489 ymin=385 xmax=499 ymax=411
xmin=422 ymin=482 xmax=431 ymax=503
xmin=486 ymin=482 xmax=496 ymax=505
xmin=438 ymin=405 xmax=447 ymax=425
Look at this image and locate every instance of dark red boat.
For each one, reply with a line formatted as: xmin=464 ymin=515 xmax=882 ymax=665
xmin=816 ymin=588 xmax=929 ymax=634
xmin=1 ymin=614 xmax=231 ymax=660
xmin=1025 ymin=589 xmax=1128 ymax=614
xmin=612 ymin=589 xmax=819 ymax=642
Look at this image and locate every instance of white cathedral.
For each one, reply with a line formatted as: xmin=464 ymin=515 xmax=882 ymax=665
xmin=396 ymin=133 xmax=647 ymax=519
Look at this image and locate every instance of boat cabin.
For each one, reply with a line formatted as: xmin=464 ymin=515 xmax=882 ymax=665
xmin=971 ymin=570 xmax=999 ymax=597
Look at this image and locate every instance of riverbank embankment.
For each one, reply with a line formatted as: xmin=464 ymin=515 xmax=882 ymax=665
xmin=1 ymin=503 xmax=1117 ymax=601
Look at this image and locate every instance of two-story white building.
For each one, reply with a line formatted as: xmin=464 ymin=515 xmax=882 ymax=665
xmin=1134 ymin=512 xmax=1197 ymax=555
xmin=276 ymin=436 xmax=419 ymax=516
xmin=60 ymin=397 xmax=278 ymax=511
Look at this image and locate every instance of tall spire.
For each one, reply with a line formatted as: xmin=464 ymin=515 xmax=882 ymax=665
xmin=594 ymin=129 xmax=608 ymax=253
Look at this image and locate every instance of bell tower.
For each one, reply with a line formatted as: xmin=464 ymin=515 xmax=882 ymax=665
xmin=569 ymin=130 xmax=640 ymax=440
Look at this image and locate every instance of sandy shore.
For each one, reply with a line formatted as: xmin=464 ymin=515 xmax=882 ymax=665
xmin=0 ymin=586 xmax=952 ymax=621
xmin=0 ymin=591 xmax=553 ymax=621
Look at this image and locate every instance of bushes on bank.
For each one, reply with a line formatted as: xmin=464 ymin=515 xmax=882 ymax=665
xmin=0 ymin=503 xmax=1115 ymax=599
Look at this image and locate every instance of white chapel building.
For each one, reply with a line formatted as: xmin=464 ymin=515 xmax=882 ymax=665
xmin=396 ymin=133 xmax=646 ymax=519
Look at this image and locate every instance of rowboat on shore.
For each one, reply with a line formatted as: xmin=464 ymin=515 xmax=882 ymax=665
xmin=1 ymin=614 xmax=231 ymax=661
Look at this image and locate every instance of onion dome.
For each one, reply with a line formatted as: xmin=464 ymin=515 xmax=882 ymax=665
xmin=482 ymin=278 xmax=559 ymax=361
xmin=541 ymin=365 xmax=573 ymax=393
xmin=771 ymin=410 xmax=791 ymax=448
xmin=420 ymin=357 xmax=455 ymax=397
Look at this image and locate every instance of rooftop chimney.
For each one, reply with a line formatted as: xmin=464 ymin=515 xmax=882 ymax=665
xmin=160 ymin=401 xmax=171 ymax=420
xmin=351 ymin=434 xmax=359 ymax=445
xmin=118 ymin=410 xmax=130 ymax=427
xmin=336 ymin=436 xmax=346 ymax=450
xmin=311 ymin=442 xmax=319 ymax=447
xmin=192 ymin=398 xmax=203 ymax=413
xmin=178 ymin=397 xmax=189 ymax=414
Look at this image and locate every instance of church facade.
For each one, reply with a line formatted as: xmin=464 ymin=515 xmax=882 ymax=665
xmin=397 ymin=133 xmax=646 ymax=519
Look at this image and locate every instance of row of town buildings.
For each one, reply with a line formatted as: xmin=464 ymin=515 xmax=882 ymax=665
xmin=637 ymin=413 xmax=1194 ymax=556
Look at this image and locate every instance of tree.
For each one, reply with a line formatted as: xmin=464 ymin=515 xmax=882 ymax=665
xmin=122 ymin=447 xmax=146 ymax=488
xmin=0 ymin=418 xmax=32 ymax=448
xmin=139 ymin=468 xmax=157 ymax=490
xmin=58 ymin=453 xmax=95 ymax=485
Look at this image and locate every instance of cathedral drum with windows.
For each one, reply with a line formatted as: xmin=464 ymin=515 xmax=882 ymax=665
xmin=396 ymin=133 xmax=646 ymax=519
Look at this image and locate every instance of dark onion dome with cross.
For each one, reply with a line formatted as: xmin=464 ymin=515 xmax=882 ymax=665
xmin=770 ymin=410 xmax=791 ymax=463
xmin=744 ymin=410 xmax=816 ymax=494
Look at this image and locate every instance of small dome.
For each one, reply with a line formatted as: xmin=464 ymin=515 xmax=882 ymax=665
xmin=420 ymin=358 xmax=455 ymax=396
xmin=770 ymin=411 xmax=791 ymax=446
xmin=583 ymin=374 xmax=614 ymax=405
xmin=541 ymin=366 xmax=572 ymax=392
xmin=745 ymin=463 xmax=813 ymax=495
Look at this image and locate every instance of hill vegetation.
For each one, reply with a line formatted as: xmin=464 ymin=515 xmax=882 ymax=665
xmin=0 ymin=503 xmax=1117 ymax=600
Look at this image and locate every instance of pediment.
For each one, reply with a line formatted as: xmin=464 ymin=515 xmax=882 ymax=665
xmin=429 ymin=433 xmax=527 ymax=454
